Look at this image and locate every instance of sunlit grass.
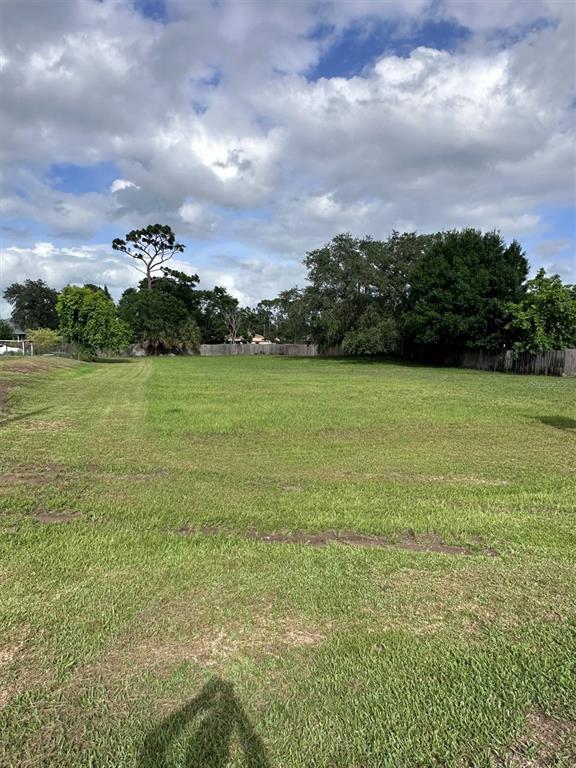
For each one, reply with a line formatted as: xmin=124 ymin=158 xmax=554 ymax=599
xmin=0 ymin=356 xmax=575 ymax=766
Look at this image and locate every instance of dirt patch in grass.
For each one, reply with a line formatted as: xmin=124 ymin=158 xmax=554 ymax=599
xmin=0 ymin=472 xmax=47 ymax=487
xmin=498 ymin=709 xmax=576 ymax=767
xmin=30 ymin=510 xmax=82 ymax=524
xmin=0 ymin=465 xmax=71 ymax=487
xmin=0 ymin=358 xmax=73 ymax=375
xmin=0 ymin=464 xmax=163 ymax=488
xmin=176 ymin=526 xmax=498 ymax=556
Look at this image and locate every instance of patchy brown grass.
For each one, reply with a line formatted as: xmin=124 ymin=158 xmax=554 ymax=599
xmin=0 ymin=357 xmax=79 ymax=428
xmin=0 ymin=357 xmax=77 ymax=375
xmin=150 ymin=614 xmax=319 ymax=667
xmin=75 ymin=613 xmax=329 ymax=692
xmin=372 ymin=564 xmax=574 ymax=638
xmin=0 ymin=632 xmax=47 ymax=712
xmin=176 ymin=526 xmax=498 ymax=556
xmin=496 ymin=709 xmax=576 ymax=767
xmin=16 ymin=419 xmax=69 ymax=432
xmin=0 ymin=644 xmax=23 ymax=710
xmin=299 ymin=466 xmax=511 ymax=486
xmin=115 ymin=619 xmax=320 ymax=670
xmin=0 ymin=364 xmax=35 ymax=374
xmin=0 ymin=380 xmax=11 ymax=411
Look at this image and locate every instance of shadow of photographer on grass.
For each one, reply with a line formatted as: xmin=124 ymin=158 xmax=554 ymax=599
xmin=139 ymin=676 xmax=270 ymax=768
xmin=537 ymin=415 xmax=576 ymax=430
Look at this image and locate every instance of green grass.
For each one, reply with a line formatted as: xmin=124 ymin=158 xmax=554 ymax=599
xmin=0 ymin=355 xmax=575 ymax=767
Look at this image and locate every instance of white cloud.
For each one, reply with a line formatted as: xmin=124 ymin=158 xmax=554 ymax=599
xmin=0 ymin=242 xmax=138 ymax=293
xmin=0 ymin=239 xmax=304 ymax=319
xmin=532 ymin=238 xmax=576 ymax=285
xmin=0 ymin=174 xmax=112 ymax=238
xmin=110 ymin=179 xmax=138 ymax=193
xmin=534 ymin=238 xmax=573 ymax=259
xmin=438 ymin=0 xmax=563 ymax=32
xmin=0 ymin=241 xmax=139 ymax=317
xmin=0 ymin=0 xmax=574 ymax=296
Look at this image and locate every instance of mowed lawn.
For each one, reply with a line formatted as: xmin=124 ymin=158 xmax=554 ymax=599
xmin=0 ymin=355 xmax=575 ymax=767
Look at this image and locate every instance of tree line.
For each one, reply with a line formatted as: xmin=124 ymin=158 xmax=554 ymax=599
xmin=2 ymin=224 xmax=575 ymax=359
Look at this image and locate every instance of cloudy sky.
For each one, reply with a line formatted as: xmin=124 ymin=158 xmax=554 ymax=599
xmin=1 ymin=0 xmax=575 ymax=315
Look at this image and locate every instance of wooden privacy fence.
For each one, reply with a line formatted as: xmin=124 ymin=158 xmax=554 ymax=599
xmin=460 ymin=348 xmax=576 ymax=376
xmin=200 ymin=343 xmax=343 ymax=357
xmin=200 ymin=343 xmax=576 ymax=374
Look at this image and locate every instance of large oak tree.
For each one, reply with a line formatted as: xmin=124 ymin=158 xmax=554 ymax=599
xmin=403 ymin=229 xmax=529 ymax=353
xmin=303 ymin=231 xmax=436 ymax=353
xmin=3 ymin=279 xmax=59 ymax=330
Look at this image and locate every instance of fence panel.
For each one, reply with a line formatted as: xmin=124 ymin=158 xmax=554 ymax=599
xmin=200 ymin=343 xmax=323 ymax=357
xmin=0 ymin=339 xmax=30 ymax=355
xmin=460 ymin=348 xmax=575 ymax=376
xmin=563 ymin=349 xmax=576 ymax=376
xmin=160 ymin=343 xmax=576 ymax=375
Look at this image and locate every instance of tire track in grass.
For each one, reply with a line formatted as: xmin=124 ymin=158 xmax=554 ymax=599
xmin=66 ymin=359 xmax=153 ymax=468
xmin=1 ymin=359 xmax=153 ymax=500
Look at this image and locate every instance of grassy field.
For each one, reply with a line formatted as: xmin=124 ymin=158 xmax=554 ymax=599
xmin=0 ymin=354 xmax=575 ymax=767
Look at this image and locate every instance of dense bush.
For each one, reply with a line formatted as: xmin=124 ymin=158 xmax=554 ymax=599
xmin=506 ymin=269 xmax=576 ymax=353
xmin=26 ymin=327 xmax=61 ymax=353
xmin=57 ymin=286 xmax=130 ymax=359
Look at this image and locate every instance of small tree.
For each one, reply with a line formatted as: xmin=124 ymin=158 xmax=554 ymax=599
xmin=57 ymin=286 xmax=130 ymax=359
xmin=506 ymin=269 xmax=576 ymax=353
xmin=112 ymin=224 xmax=185 ymax=290
xmin=223 ymin=308 xmax=242 ymax=342
xmin=26 ymin=328 xmax=61 ymax=354
xmin=194 ymin=286 xmax=240 ymax=343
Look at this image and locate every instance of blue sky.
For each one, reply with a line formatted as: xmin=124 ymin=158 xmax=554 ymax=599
xmin=1 ymin=0 xmax=574 ymax=313
xmin=310 ymin=17 xmax=472 ymax=79
xmin=48 ymin=162 xmax=121 ymax=196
